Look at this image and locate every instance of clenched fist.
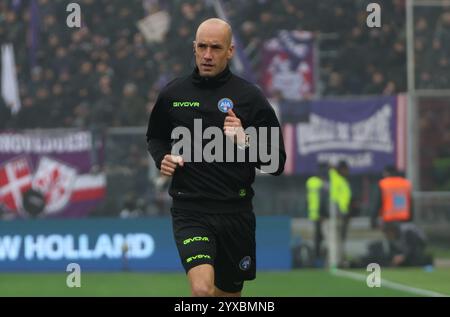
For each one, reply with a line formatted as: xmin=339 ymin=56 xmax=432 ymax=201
xmin=160 ymin=154 xmax=184 ymax=176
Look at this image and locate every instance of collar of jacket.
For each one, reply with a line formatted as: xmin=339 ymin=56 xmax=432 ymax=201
xmin=191 ymin=65 xmax=232 ymax=88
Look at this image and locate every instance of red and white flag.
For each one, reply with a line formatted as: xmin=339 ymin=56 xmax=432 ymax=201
xmin=32 ymin=157 xmax=77 ymax=214
xmin=0 ymin=157 xmax=32 ymax=213
xmin=71 ymin=174 xmax=106 ymax=203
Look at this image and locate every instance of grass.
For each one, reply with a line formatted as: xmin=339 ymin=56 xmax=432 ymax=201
xmin=1 ymin=268 xmax=449 ymax=297
xmin=428 ymin=246 xmax=450 ymax=259
xmin=375 ymin=267 xmax=450 ymax=295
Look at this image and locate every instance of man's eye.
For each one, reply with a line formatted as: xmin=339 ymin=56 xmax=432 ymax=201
xmin=198 ymin=44 xmax=207 ymax=49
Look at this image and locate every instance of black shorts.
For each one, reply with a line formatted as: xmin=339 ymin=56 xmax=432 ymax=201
xmin=171 ymin=207 xmax=256 ymax=293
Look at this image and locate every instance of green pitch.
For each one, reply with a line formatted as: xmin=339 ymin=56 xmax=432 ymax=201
xmin=0 ymin=268 xmax=449 ymax=297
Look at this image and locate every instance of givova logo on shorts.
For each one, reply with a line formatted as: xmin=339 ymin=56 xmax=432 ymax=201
xmin=186 ymin=254 xmax=211 ymax=263
xmin=183 ymin=236 xmax=209 ymax=245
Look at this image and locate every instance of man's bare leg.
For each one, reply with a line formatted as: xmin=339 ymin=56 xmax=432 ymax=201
xmin=187 ymin=264 xmax=215 ymax=297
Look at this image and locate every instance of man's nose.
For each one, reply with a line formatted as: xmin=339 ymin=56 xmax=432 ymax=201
xmin=203 ymin=47 xmax=213 ymax=59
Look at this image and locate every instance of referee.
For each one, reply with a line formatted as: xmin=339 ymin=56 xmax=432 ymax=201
xmin=146 ymin=18 xmax=286 ymax=297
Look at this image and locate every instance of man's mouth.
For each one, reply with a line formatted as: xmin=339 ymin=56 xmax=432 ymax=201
xmin=202 ymin=64 xmax=214 ymax=69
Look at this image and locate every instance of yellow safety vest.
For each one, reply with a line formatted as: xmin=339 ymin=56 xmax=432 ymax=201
xmin=329 ymin=168 xmax=351 ymax=214
xmin=306 ymin=176 xmax=323 ymax=221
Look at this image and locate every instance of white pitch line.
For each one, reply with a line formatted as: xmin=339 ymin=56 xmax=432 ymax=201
xmin=332 ymin=269 xmax=448 ymax=297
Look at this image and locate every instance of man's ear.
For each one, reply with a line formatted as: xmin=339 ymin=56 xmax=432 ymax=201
xmin=193 ymin=41 xmax=196 ymax=54
xmin=227 ymin=43 xmax=235 ymax=60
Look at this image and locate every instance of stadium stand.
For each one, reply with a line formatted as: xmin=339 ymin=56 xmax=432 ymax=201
xmin=1 ymin=0 xmax=409 ymax=130
xmin=0 ymin=0 xmax=449 ymax=215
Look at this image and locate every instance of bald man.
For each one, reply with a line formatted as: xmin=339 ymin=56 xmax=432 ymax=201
xmin=146 ymin=18 xmax=286 ymax=297
xmin=194 ymin=18 xmax=233 ymax=77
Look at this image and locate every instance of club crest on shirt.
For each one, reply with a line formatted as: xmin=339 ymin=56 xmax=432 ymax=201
xmin=217 ymin=98 xmax=234 ymax=113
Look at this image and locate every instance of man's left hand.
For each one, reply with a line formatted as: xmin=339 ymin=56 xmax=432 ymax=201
xmin=224 ymin=109 xmax=246 ymax=146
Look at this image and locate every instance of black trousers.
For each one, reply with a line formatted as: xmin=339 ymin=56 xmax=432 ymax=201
xmin=313 ymin=220 xmax=323 ymax=259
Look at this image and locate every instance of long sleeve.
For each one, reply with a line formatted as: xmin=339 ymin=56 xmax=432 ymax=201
xmin=146 ymin=93 xmax=172 ymax=169
xmin=250 ymin=92 xmax=286 ymax=176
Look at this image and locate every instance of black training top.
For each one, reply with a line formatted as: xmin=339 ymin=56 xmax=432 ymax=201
xmin=146 ymin=65 xmax=286 ymax=213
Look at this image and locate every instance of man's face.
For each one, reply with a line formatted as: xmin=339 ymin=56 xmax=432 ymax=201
xmin=194 ymin=25 xmax=234 ymax=77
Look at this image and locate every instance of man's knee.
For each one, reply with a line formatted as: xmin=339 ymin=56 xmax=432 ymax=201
xmin=188 ymin=264 xmax=215 ymax=297
xmin=191 ymin=281 xmax=215 ymax=297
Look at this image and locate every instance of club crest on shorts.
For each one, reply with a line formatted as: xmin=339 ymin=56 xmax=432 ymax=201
xmin=239 ymin=256 xmax=252 ymax=271
xmin=218 ymin=98 xmax=234 ymax=113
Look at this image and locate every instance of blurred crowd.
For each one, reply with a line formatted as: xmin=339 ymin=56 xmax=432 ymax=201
xmin=1 ymin=0 xmax=449 ymax=131
xmin=0 ymin=0 xmax=449 ymax=210
xmin=223 ymin=0 xmax=408 ymax=96
xmin=414 ymin=6 xmax=450 ymax=89
xmin=0 ymin=0 xmax=216 ymax=130
xmin=0 ymin=0 xmax=414 ymax=131
xmin=419 ymin=98 xmax=450 ymax=191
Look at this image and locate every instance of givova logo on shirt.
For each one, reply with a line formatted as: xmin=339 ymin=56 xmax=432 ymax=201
xmin=173 ymin=101 xmax=200 ymax=108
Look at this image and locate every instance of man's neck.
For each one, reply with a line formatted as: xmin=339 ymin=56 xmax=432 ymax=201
xmin=192 ymin=65 xmax=232 ymax=87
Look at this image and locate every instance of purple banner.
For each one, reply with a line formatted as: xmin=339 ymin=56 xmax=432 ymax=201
xmin=260 ymin=30 xmax=316 ymax=100
xmin=282 ymin=95 xmax=407 ymax=175
xmin=0 ymin=130 xmax=105 ymax=218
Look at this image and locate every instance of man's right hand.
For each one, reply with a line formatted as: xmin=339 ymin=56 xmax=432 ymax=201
xmin=160 ymin=154 xmax=184 ymax=177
